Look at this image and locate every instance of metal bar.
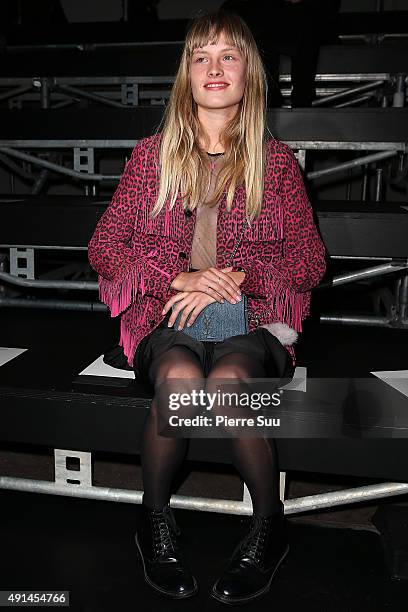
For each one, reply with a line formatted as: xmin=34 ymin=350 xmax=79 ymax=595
xmin=320 ymin=315 xmax=393 ymax=326
xmin=0 ymin=154 xmax=35 ymax=181
xmin=285 ymin=482 xmax=408 ymax=515
xmin=399 ymin=274 xmax=408 ymax=321
xmin=0 ymin=85 xmax=32 ymax=102
xmin=7 ymin=41 xmax=185 ymax=52
xmin=361 ymin=163 xmax=369 ymax=201
xmin=334 ymin=93 xmax=376 ymax=109
xmin=0 ymin=140 xmax=406 ymax=152
xmin=0 ymin=297 xmax=106 ymax=312
xmin=307 ymin=151 xmax=397 ymax=180
xmin=57 ymin=84 xmax=129 ymax=109
xmin=393 ymin=73 xmax=406 ymax=108
xmin=0 ymin=140 xmax=137 ymax=148
xmin=40 ymin=78 xmax=50 ymax=110
xmin=0 ymin=271 xmax=97 ymax=290
xmin=290 ymin=142 xmax=407 ymax=152
xmin=317 ymin=263 xmax=408 ymax=290
xmin=32 ymin=168 xmax=50 ymax=194
xmin=51 ymin=99 xmax=78 ymax=110
xmin=0 ymin=245 xmax=87 ymax=250
xmin=331 ymin=256 xmax=393 ymax=261
xmin=312 ymin=80 xmax=385 ymax=107
xmin=279 ymin=73 xmax=393 ymax=83
xmin=375 ymin=166 xmax=384 ymax=202
xmin=0 ymin=147 xmax=119 ymax=181
xmin=0 ymin=476 xmax=407 ymax=516
xmin=55 ymin=75 xmax=174 ymax=86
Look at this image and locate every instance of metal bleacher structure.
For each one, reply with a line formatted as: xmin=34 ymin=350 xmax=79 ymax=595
xmin=1 ymin=22 xmax=408 ymax=548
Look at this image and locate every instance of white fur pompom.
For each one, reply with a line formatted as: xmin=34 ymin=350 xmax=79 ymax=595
xmin=260 ymin=322 xmax=298 ymax=346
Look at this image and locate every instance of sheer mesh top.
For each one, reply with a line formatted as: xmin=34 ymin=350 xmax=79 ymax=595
xmin=188 ymin=152 xmax=225 ymax=273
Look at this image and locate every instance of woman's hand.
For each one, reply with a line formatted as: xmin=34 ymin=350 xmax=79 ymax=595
xmin=170 ymin=266 xmax=242 ymax=304
xmin=162 ymin=290 xmax=220 ymax=331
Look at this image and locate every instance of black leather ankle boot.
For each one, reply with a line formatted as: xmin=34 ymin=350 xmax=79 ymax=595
xmin=211 ymin=500 xmax=289 ymax=605
xmin=135 ymin=502 xmax=198 ymax=599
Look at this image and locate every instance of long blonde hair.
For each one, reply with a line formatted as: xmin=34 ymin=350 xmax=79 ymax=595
xmin=150 ymin=9 xmax=273 ymax=226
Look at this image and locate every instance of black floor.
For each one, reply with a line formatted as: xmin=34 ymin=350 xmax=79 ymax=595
xmin=0 ymin=489 xmax=407 ymax=612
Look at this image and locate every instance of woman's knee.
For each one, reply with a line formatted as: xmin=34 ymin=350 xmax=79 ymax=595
xmin=150 ymin=345 xmax=204 ymax=383
xmin=207 ymin=352 xmax=260 ymax=381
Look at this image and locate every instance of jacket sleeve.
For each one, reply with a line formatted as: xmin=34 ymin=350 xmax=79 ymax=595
xmin=237 ymin=144 xmax=327 ymax=325
xmin=87 ymin=139 xmax=180 ymax=317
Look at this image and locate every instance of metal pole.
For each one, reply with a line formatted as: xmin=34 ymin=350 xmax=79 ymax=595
xmin=57 ymin=84 xmax=129 ymax=109
xmin=375 ymin=166 xmax=383 ymax=202
xmin=320 ymin=315 xmax=392 ymax=326
xmin=0 ymin=271 xmax=98 ymax=290
xmin=40 ymin=78 xmax=50 ymax=110
xmin=0 ymin=85 xmax=32 ymax=103
xmin=393 ymin=74 xmax=406 ymax=108
xmin=1 ymin=476 xmax=408 ymax=516
xmin=0 ymin=147 xmax=119 ymax=181
xmin=312 ymin=80 xmax=385 ymax=107
xmin=361 ymin=164 xmax=369 ymax=201
xmin=0 ymin=297 xmax=106 ymax=312
xmin=307 ymin=151 xmax=397 ymax=181
xmin=333 ymin=93 xmax=376 ymax=108
xmin=346 ymin=168 xmax=352 ymax=200
xmin=399 ymin=274 xmax=408 ymax=322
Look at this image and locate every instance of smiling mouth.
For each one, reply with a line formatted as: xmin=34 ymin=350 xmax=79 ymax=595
xmin=204 ymin=84 xmax=229 ymax=90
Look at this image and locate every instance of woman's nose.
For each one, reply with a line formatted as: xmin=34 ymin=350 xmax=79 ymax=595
xmin=208 ymin=67 xmax=223 ymax=77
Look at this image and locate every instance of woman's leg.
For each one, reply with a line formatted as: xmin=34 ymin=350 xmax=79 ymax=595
xmin=206 ymin=351 xmax=281 ymax=518
xmin=140 ymin=344 xmax=205 ymax=510
xmin=208 ymin=350 xmax=289 ymax=604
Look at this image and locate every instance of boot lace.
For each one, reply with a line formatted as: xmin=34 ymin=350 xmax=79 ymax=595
xmin=151 ymin=507 xmax=181 ymax=558
xmin=239 ymin=516 xmax=268 ymax=565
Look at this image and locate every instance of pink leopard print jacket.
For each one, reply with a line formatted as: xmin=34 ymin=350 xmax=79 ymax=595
xmin=88 ymin=132 xmax=327 ymax=369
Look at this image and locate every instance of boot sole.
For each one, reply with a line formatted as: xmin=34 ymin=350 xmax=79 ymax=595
xmin=211 ymin=544 xmax=289 ymax=606
xmin=134 ymin=533 xmax=199 ymax=599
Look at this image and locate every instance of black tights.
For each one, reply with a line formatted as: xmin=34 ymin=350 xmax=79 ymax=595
xmin=139 ymin=345 xmax=282 ymax=518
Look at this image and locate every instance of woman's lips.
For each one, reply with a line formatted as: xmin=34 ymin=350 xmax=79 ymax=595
xmin=204 ymin=84 xmax=229 ymax=91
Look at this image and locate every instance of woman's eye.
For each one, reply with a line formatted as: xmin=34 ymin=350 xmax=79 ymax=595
xmin=195 ymin=55 xmax=235 ymax=63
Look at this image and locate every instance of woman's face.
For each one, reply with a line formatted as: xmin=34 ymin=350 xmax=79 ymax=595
xmin=190 ymin=32 xmax=246 ymax=116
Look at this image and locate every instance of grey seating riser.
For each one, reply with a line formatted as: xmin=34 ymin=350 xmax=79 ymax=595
xmin=1 ymin=42 xmax=407 ymax=78
xmin=1 ymin=198 xmax=408 ymax=258
xmin=0 ymin=386 xmax=407 ymax=480
xmin=1 ymin=108 xmax=408 ymax=143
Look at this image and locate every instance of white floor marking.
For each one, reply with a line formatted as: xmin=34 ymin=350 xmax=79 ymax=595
xmin=78 ymin=355 xmax=135 ymax=379
xmin=371 ymin=370 xmax=408 ymax=398
xmin=0 ymin=347 xmax=28 ymax=367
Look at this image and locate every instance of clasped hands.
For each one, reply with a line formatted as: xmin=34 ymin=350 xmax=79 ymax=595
xmin=161 ymin=266 xmax=245 ymax=331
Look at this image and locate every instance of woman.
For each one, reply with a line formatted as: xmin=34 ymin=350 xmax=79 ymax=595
xmin=88 ymin=9 xmax=326 ymax=605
